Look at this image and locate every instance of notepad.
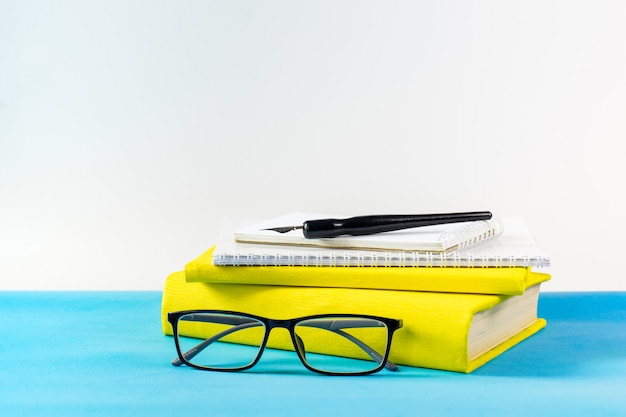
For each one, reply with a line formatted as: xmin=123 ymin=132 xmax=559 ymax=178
xmin=234 ymin=212 xmax=503 ymax=252
xmin=213 ymin=215 xmax=550 ymax=267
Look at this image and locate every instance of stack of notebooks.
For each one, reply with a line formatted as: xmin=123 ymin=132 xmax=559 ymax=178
xmin=161 ymin=212 xmax=551 ymax=373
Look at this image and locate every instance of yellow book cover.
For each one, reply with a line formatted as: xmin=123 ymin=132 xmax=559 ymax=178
xmin=186 ymin=246 xmax=549 ymax=295
xmin=162 ymin=271 xmax=550 ymax=373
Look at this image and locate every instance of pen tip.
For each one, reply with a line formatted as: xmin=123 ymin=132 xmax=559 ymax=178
xmin=263 ymin=225 xmax=303 ymax=234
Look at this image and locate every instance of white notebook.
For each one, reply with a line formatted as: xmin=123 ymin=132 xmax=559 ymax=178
xmin=234 ymin=212 xmax=503 ymax=252
xmin=212 ymin=214 xmax=550 ymax=268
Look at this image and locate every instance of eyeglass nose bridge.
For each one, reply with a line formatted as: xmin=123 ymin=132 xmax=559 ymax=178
xmin=263 ymin=319 xmax=308 ymax=360
xmin=267 ymin=318 xmax=295 ymax=330
xmin=262 ymin=319 xmax=307 ymax=356
xmin=264 ymin=318 xmax=300 ymax=344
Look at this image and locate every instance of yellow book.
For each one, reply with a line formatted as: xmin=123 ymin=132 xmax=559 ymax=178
xmin=162 ymin=270 xmax=550 ymax=373
xmin=186 ymin=246 xmax=548 ymax=295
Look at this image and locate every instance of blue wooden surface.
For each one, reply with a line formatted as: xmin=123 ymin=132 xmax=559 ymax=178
xmin=1 ymin=291 xmax=625 ymax=416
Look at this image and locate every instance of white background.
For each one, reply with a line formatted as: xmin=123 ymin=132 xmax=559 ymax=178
xmin=1 ymin=1 xmax=625 ymax=291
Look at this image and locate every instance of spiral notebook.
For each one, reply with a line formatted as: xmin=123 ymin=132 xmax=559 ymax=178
xmin=211 ymin=214 xmax=550 ymax=268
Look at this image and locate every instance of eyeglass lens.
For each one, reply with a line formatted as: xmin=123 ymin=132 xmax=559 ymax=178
xmin=295 ymin=317 xmax=390 ymax=373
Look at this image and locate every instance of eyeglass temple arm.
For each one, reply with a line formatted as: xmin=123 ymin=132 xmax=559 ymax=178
xmin=172 ymin=318 xmax=398 ymax=371
xmin=325 ymin=328 xmax=398 ymax=371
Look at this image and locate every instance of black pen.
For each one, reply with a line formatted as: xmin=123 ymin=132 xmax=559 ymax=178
xmin=264 ymin=211 xmax=493 ymax=239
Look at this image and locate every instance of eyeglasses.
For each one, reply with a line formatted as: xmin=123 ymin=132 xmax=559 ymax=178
xmin=167 ymin=310 xmax=403 ymax=376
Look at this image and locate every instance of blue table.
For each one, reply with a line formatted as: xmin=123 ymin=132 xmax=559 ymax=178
xmin=1 ymin=291 xmax=625 ymax=416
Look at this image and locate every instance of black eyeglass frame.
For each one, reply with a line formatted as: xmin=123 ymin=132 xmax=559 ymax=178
xmin=168 ymin=310 xmax=403 ymax=376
